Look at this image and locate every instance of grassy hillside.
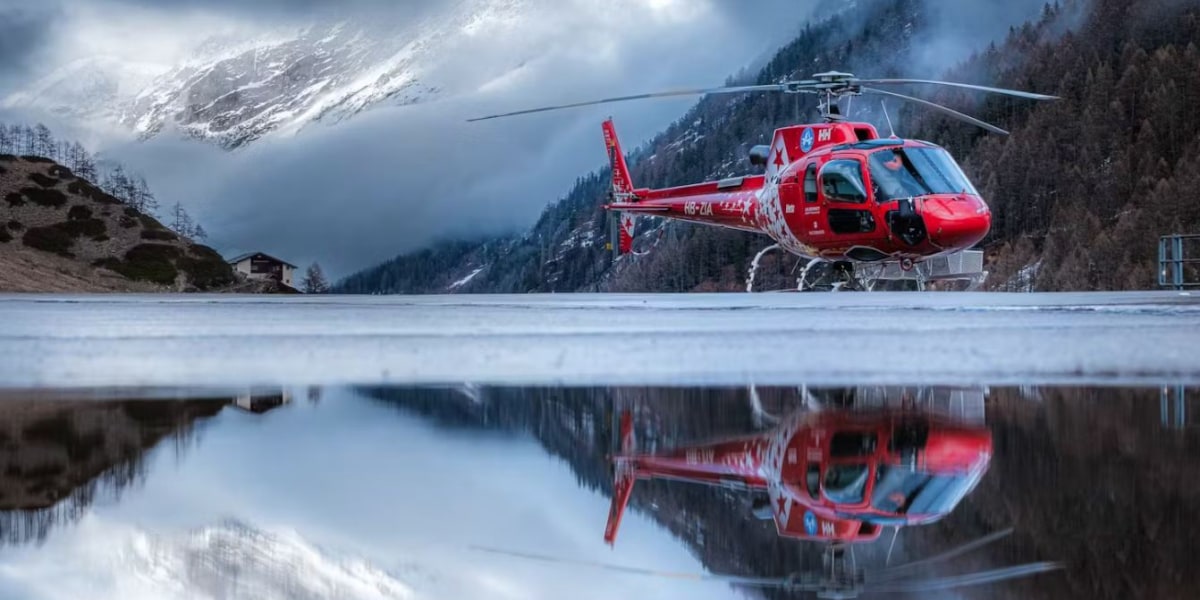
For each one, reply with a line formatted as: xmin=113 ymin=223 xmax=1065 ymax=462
xmin=0 ymin=154 xmax=235 ymax=292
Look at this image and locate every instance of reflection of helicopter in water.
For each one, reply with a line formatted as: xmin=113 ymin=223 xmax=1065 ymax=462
xmin=603 ymin=408 xmax=992 ymax=545
xmin=476 ymin=396 xmax=1061 ymax=598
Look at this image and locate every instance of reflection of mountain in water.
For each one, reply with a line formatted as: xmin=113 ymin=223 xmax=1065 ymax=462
xmin=125 ymin=519 xmax=419 ymax=600
xmin=364 ymin=385 xmax=1200 ymax=600
xmin=0 ymin=392 xmax=292 ymax=546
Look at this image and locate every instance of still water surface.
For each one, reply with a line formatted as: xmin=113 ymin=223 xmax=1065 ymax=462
xmin=0 ymin=385 xmax=1195 ymax=599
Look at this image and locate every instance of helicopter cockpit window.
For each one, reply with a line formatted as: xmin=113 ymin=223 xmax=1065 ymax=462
xmin=869 ymin=147 xmax=981 ymax=201
xmin=871 ymin=465 xmax=932 ymax=513
xmin=803 ymin=164 xmax=818 ymax=202
xmin=829 ymin=432 xmax=878 ymax=457
xmin=820 ymin=160 xmax=867 ymax=203
xmin=823 ymin=464 xmax=869 ymax=504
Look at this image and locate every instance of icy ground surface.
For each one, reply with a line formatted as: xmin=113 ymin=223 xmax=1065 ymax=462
xmin=1 ymin=292 xmax=1198 ymax=388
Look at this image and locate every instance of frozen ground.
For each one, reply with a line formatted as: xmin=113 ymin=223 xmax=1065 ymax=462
xmin=0 ymin=291 xmax=1198 ymax=389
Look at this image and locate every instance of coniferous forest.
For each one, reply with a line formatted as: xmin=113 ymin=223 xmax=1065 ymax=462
xmin=338 ymin=0 xmax=1200 ymax=294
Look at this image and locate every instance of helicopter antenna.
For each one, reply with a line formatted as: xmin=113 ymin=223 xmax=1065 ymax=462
xmin=881 ymin=100 xmax=897 ymax=138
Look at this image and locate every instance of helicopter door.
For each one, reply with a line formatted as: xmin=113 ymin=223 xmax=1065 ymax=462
xmin=819 ymin=159 xmax=877 ymax=241
xmin=784 ymin=162 xmax=826 ymax=244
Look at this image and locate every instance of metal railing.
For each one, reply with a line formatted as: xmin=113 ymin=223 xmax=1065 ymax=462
xmin=862 ymin=250 xmax=987 ymax=291
xmin=1160 ymin=385 xmax=1191 ymax=430
xmin=1158 ymin=234 xmax=1200 ymax=290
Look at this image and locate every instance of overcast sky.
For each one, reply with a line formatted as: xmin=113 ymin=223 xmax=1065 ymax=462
xmin=0 ymin=0 xmax=1055 ymax=278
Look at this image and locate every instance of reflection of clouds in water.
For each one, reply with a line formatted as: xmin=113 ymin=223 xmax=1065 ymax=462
xmin=0 ymin=389 xmax=733 ymax=599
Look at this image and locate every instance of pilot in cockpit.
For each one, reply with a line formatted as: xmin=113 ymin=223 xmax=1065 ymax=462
xmin=871 ymin=148 xmax=919 ymax=201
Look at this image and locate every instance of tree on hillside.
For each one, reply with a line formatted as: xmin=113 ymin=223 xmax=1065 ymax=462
xmin=129 ymin=175 xmax=158 ymax=213
xmin=0 ymin=121 xmax=100 ymax=179
xmin=301 ymin=263 xmax=331 ymax=294
xmin=70 ymin=142 xmax=97 ymax=180
xmin=170 ymin=202 xmax=195 ymax=237
xmin=2 ymin=124 xmax=21 ymax=154
xmin=33 ymin=124 xmax=53 ymax=158
xmin=103 ymin=167 xmax=158 ymax=214
xmin=168 ymin=202 xmax=212 ymax=241
xmin=103 ymin=165 xmax=132 ymax=202
xmin=21 ymin=125 xmax=35 ymax=155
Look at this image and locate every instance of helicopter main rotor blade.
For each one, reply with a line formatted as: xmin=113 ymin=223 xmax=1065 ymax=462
xmin=856 ymin=78 xmax=1059 ymax=101
xmin=861 ymin=87 xmax=1010 ymax=135
xmin=467 ymin=84 xmax=789 ymax=122
xmin=865 ymin=562 xmax=1064 ymax=593
xmin=878 ymin=528 xmax=1014 ymax=576
xmin=469 ymin=545 xmax=810 ymax=589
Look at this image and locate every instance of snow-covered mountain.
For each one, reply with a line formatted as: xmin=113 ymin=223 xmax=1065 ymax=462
xmin=1 ymin=56 xmax=166 ymax=130
xmin=5 ymin=0 xmax=527 ymax=149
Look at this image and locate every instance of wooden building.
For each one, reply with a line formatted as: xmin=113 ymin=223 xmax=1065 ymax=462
xmin=227 ymin=252 xmax=297 ymax=287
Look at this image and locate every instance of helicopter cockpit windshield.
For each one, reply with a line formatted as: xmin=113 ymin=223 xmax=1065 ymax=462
xmin=871 ymin=464 xmax=978 ymax=516
xmin=869 ymin=146 xmax=980 ymax=201
xmin=823 ymin=464 xmax=870 ymax=504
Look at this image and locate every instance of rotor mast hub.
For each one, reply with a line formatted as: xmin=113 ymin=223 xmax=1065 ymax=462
xmin=805 ymin=72 xmax=863 ymax=122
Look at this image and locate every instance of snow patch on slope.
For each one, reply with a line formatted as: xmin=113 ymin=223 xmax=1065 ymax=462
xmin=448 ymin=267 xmax=485 ymax=290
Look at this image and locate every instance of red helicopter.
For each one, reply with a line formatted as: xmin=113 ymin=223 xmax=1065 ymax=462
xmin=602 ymin=407 xmax=993 ymax=546
xmin=476 ymin=402 xmax=1061 ymax=598
xmin=470 ymin=72 xmax=1056 ymax=288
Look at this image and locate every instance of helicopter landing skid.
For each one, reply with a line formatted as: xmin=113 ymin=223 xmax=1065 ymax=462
xmin=810 ymin=543 xmax=866 ymax=599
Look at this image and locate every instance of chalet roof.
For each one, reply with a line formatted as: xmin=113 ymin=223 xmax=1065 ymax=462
xmin=226 ymin=252 xmax=298 ymax=268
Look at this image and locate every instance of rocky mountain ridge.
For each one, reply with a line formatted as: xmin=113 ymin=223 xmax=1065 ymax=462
xmin=3 ymin=0 xmax=526 ymax=149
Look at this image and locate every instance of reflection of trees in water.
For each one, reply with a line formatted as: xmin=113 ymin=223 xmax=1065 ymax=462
xmin=0 ymin=399 xmax=229 ymax=546
xmin=898 ymin=387 xmax=1199 ymax=599
xmin=366 ymin=385 xmax=1200 ymax=600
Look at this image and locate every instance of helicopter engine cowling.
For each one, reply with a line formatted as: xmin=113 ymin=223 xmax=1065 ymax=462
xmin=749 ymin=145 xmax=772 ymax=167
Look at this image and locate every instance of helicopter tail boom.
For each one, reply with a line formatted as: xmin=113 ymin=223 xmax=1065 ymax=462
xmin=604 ymin=411 xmax=637 ymax=545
